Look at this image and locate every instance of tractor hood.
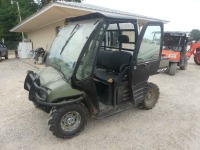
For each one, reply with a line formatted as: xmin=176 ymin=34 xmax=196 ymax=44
xmin=36 ymin=67 xmax=83 ymax=102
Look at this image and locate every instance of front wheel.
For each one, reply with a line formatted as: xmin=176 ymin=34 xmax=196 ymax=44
xmin=139 ymin=82 xmax=159 ymax=110
xmin=194 ymin=52 xmax=200 ymax=65
xmin=48 ymin=103 xmax=88 ymax=139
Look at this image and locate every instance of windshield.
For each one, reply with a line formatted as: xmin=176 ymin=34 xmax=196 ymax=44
xmin=46 ymin=19 xmax=100 ymax=79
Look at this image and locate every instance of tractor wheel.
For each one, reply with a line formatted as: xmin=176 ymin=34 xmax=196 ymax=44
xmin=48 ymin=103 xmax=88 ymax=139
xmin=167 ymin=63 xmax=177 ymax=76
xmin=194 ymin=52 xmax=200 ymax=65
xmin=33 ymin=102 xmax=51 ymax=113
xmin=139 ymin=82 xmax=159 ymax=110
xmin=180 ymin=60 xmax=188 ymax=70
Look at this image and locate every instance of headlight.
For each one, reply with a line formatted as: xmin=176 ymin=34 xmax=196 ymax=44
xmin=39 ymin=89 xmax=47 ymax=100
xmin=168 ymin=54 xmax=176 ymax=58
xmin=38 ymin=88 xmax=51 ymax=100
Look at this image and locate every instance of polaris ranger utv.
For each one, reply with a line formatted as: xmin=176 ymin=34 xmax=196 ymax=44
xmin=24 ymin=12 xmax=164 ymax=139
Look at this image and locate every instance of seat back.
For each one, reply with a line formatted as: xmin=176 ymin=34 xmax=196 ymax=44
xmin=118 ymin=35 xmax=129 ymax=43
xmin=97 ymin=50 xmax=131 ymax=73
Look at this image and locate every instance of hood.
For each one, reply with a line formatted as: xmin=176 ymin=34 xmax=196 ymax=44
xmin=37 ymin=66 xmax=63 ymax=87
xmin=36 ymin=66 xmax=83 ymax=102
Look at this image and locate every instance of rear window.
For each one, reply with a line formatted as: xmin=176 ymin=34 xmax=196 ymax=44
xmin=101 ymin=22 xmax=136 ymax=53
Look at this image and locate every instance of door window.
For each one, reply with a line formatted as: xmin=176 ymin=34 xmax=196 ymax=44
xmin=137 ymin=26 xmax=161 ymax=63
xmin=76 ymin=24 xmax=106 ymax=80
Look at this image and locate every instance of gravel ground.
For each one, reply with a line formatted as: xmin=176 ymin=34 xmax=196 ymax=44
xmin=1 ymin=55 xmax=200 ymax=150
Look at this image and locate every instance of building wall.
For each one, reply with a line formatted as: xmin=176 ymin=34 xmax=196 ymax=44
xmin=27 ymin=20 xmax=65 ymax=51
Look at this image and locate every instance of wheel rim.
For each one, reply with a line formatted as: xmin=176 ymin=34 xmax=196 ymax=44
xmin=60 ymin=111 xmax=81 ymax=132
xmin=145 ymin=89 xmax=156 ymax=106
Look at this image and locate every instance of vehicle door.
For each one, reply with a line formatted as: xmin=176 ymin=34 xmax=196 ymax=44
xmin=130 ymin=22 xmax=163 ymax=106
xmin=2 ymin=44 xmax=6 ymax=56
xmin=3 ymin=46 xmax=7 ymax=56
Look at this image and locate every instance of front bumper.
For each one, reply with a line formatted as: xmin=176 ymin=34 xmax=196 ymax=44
xmin=24 ymin=71 xmax=83 ymax=107
xmin=24 ymin=70 xmax=48 ymax=102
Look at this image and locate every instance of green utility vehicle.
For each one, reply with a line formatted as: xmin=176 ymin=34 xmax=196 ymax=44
xmin=24 ymin=12 xmax=164 ymax=138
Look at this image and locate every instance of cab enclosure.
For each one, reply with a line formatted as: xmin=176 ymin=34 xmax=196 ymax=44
xmin=24 ymin=12 xmax=163 ymax=138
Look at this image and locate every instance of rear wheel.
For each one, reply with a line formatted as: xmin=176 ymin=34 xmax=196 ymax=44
xmin=194 ymin=52 xmax=200 ymax=65
xmin=139 ymin=82 xmax=159 ymax=110
xmin=180 ymin=60 xmax=188 ymax=70
xmin=167 ymin=63 xmax=177 ymax=76
xmin=48 ymin=103 xmax=88 ymax=139
xmin=0 ymin=53 xmax=2 ymax=62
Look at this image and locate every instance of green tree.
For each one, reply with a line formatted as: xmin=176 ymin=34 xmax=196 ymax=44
xmin=0 ymin=0 xmax=38 ymax=49
xmin=0 ymin=0 xmax=83 ymax=49
xmin=190 ymin=29 xmax=200 ymax=42
xmin=38 ymin=0 xmax=83 ymax=7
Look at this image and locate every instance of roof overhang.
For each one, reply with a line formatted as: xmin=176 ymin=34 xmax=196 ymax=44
xmin=10 ymin=3 xmax=92 ymax=32
xmin=10 ymin=2 xmax=169 ymax=33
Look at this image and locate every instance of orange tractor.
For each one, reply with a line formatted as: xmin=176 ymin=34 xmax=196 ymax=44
xmin=162 ymin=32 xmax=191 ymax=75
xmin=189 ymin=42 xmax=200 ymax=65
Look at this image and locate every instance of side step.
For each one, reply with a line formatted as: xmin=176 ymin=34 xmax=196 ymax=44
xmin=93 ymin=102 xmax=135 ymax=119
